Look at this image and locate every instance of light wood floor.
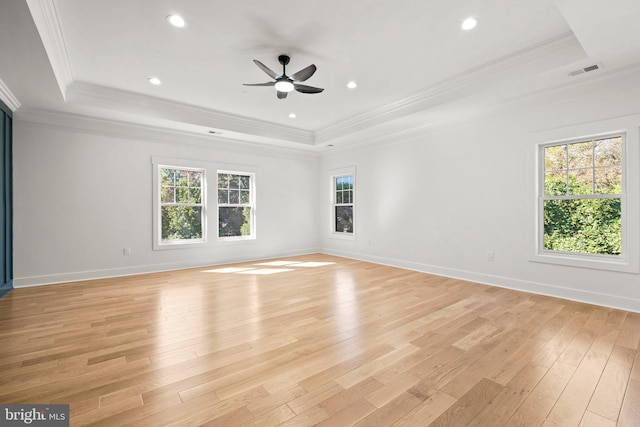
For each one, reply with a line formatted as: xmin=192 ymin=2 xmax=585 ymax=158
xmin=1 ymin=254 xmax=639 ymax=426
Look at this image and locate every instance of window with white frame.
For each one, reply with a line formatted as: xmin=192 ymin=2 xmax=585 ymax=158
xmin=539 ymin=134 xmax=624 ymax=258
xmin=158 ymin=166 xmax=206 ymax=246
xmin=333 ymin=174 xmax=354 ymax=234
xmin=217 ymin=171 xmax=255 ymax=239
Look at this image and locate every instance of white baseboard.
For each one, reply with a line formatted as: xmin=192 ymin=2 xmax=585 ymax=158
xmin=13 ymin=248 xmax=321 ymax=288
xmin=322 ymin=248 xmax=640 ymax=314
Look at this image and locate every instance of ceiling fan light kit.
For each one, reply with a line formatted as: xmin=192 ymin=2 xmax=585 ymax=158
xmin=274 ymin=80 xmax=294 ymax=92
xmin=243 ymin=54 xmax=324 ymax=99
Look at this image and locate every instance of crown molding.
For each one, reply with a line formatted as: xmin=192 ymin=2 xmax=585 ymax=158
xmin=25 ymin=0 xmax=73 ymax=99
xmin=15 ymin=107 xmax=321 ymax=158
xmin=66 ymin=81 xmax=315 ymax=146
xmin=0 ymin=77 xmax=21 ymax=111
xmin=321 ymin=61 xmax=640 ymax=154
xmin=315 ymin=32 xmax=585 ymax=145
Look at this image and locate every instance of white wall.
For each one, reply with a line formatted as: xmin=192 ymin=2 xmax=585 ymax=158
xmin=13 ymin=115 xmax=320 ymax=286
xmin=321 ymin=70 xmax=640 ymax=313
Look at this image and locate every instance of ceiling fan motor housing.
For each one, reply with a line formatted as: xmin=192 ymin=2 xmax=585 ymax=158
xmin=278 ymin=55 xmax=290 ymax=66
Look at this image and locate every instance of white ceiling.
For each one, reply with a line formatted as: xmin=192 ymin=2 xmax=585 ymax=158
xmin=1 ymin=0 xmax=639 ymax=150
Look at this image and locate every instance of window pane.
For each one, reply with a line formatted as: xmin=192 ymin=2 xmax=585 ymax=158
xmin=176 ymin=170 xmax=188 ymax=187
xmin=335 ymin=206 xmax=353 ymax=233
xmin=219 ymin=207 xmax=251 ymax=237
xmin=568 ymin=141 xmax=593 ymax=169
xmin=161 ymin=206 xmax=202 ymax=241
xmin=176 ymin=187 xmax=189 ymax=203
xmin=594 ymin=137 xmax=622 ymax=167
xmin=239 ymin=175 xmax=250 ymax=189
xmin=190 ymin=188 xmax=202 ymax=203
xmin=543 ymin=199 xmax=621 ymax=255
xmin=240 ymin=190 xmax=250 ymax=204
xmin=595 ymin=166 xmax=622 ymax=194
xmin=345 ymin=177 xmax=353 ymax=190
xmin=544 ymin=171 xmax=567 ymax=196
xmin=218 ymin=190 xmax=228 ymax=204
xmin=229 ymin=190 xmax=240 ymax=204
xmin=161 ymin=186 xmax=174 ymax=203
xmin=230 ymin=175 xmax=240 ymax=189
xmin=189 ymin=171 xmax=202 ymax=187
xmin=545 ymin=145 xmax=567 ymax=171
xmin=567 ymin=169 xmax=592 ymax=195
xmin=218 ymin=174 xmax=229 ymax=188
xmin=336 ymin=192 xmax=343 ymax=204
xmin=346 ymin=190 xmax=353 ymax=203
xmin=161 ymin=168 xmax=175 ymax=186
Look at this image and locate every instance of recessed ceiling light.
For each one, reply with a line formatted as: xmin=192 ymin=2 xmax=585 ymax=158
xmin=347 ymin=81 xmax=358 ymax=89
xmin=148 ymin=77 xmax=162 ymax=85
xmin=461 ymin=17 xmax=477 ymax=30
xmin=167 ymin=14 xmax=185 ymax=28
xmin=289 ymin=113 xmax=296 ymax=119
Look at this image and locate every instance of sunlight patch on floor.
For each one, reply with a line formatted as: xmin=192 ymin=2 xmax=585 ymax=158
xmin=255 ymin=261 xmax=302 ymax=266
xmin=202 ymin=267 xmax=255 ymax=273
xmin=237 ymin=268 xmax=295 ymax=275
xmin=201 ymin=260 xmax=336 ymax=275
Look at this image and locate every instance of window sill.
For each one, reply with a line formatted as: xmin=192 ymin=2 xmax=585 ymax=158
xmin=218 ymin=236 xmax=256 ymax=243
xmin=154 ymin=239 xmax=207 ymax=251
xmin=529 ymin=251 xmax=639 ymax=274
xmin=330 ymin=232 xmax=356 ymax=241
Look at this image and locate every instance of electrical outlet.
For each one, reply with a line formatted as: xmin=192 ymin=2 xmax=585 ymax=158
xmin=487 ymin=251 xmax=494 ymax=261
xmin=123 ymin=248 xmax=131 ymax=256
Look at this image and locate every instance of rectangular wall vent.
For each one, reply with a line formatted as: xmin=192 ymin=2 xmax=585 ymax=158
xmin=568 ymin=63 xmax=603 ymax=77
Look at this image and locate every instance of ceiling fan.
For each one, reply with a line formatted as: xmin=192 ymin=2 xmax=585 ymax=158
xmin=243 ymin=55 xmax=324 ymax=99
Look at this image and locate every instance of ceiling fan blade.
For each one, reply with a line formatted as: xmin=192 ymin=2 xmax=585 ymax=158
xmin=243 ymin=82 xmax=276 ymax=87
xmin=294 ymin=84 xmax=324 ymax=94
xmin=277 ymin=91 xmax=288 ymax=99
xmin=290 ymin=64 xmax=317 ymax=82
xmin=253 ymin=60 xmax=278 ymax=79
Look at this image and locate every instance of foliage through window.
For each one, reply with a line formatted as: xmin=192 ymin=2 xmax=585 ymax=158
xmin=541 ymin=135 xmax=623 ymax=256
xmin=160 ymin=167 xmax=205 ymax=243
xmin=334 ymin=175 xmax=354 ymax=233
xmin=218 ymin=172 xmax=254 ymax=239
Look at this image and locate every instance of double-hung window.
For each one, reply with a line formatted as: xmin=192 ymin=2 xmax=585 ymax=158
xmin=530 ymin=116 xmax=640 ymax=274
xmin=333 ymin=174 xmax=354 ymax=235
xmin=539 ymin=134 xmax=625 ymax=261
xmin=217 ymin=171 xmax=255 ymax=239
xmin=158 ymin=166 xmax=206 ymax=246
xmin=531 ymin=129 xmax=639 ymax=272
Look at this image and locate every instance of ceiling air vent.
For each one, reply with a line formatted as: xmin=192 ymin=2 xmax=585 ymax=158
xmin=568 ymin=63 xmax=603 ymax=77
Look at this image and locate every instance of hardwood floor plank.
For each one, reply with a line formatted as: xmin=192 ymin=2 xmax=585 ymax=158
xmin=390 ymin=390 xmax=457 ymax=427
xmin=428 ymin=378 xmax=503 ymax=426
xmin=504 ymin=360 xmax=576 ymax=426
xmin=366 ymin=371 xmax=420 ymax=408
xmin=587 ymin=344 xmax=634 ymax=421
xmin=617 ymin=313 xmax=640 ymax=350
xmin=541 ymin=345 xmax=612 ymax=426
xmin=579 ymin=411 xmax=617 ymax=427
xmin=353 ymin=392 xmax=423 ymax=427
xmin=0 ymin=254 xmax=638 ymax=426
xmin=618 ymin=379 xmax=640 ymax=427
xmin=467 ymin=362 xmax=548 ymax=426
xmin=239 ymin=404 xmax=296 ymax=427
xmin=315 ymin=398 xmax=377 ymax=427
